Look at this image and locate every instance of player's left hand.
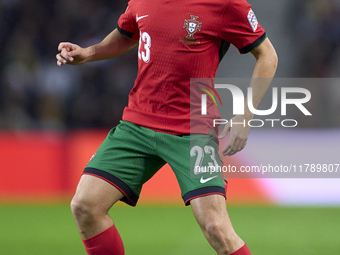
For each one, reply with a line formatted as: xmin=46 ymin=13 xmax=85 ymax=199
xmin=218 ymin=115 xmax=251 ymax=156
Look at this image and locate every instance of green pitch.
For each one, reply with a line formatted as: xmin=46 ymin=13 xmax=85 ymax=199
xmin=0 ymin=204 xmax=339 ymax=254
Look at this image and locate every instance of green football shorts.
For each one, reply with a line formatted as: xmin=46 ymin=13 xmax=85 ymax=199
xmin=84 ymin=120 xmax=227 ymax=206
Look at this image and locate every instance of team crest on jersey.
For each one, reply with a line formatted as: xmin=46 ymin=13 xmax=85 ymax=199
xmin=247 ymin=9 xmax=258 ymax=33
xmin=183 ymin=15 xmax=202 ymax=39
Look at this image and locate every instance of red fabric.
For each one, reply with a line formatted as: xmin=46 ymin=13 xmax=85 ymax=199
xmin=230 ymin=244 xmax=251 ymax=255
xmin=117 ymin=0 xmax=265 ymax=135
xmin=83 ymin=225 xmax=124 ymax=255
xmin=220 ymin=0 xmax=265 ymax=51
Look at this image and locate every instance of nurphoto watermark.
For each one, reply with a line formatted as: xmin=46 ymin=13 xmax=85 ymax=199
xmin=200 ymin=83 xmax=311 ymax=128
xmin=190 ymin=78 xmax=340 ymax=178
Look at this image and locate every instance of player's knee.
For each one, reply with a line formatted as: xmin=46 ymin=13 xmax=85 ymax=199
xmin=70 ymin=195 xmax=98 ymax=223
xmin=204 ymin=220 xmax=224 ymax=239
xmin=204 ymin=220 xmax=238 ymax=254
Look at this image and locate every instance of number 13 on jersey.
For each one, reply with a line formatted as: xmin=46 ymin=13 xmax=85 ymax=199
xmin=138 ymin=31 xmax=151 ymax=63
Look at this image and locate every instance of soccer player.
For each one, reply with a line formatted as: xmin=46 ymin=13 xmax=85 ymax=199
xmin=56 ymin=0 xmax=277 ymax=254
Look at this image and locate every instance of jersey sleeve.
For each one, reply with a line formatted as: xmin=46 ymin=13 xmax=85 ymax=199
xmin=117 ymin=3 xmax=139 ymax=40
xmin=220 ymin=0 xmax=267 ymax=54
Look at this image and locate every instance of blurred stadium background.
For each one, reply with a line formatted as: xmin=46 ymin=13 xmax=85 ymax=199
xmin=0 ymin=0 xmax=339 ymax=254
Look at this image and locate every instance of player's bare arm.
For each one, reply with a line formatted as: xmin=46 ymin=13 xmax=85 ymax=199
xmin=56 ymin=28 xmax=138 ymax=66
xmin=219 ymin=38 xmax=278 ymax=156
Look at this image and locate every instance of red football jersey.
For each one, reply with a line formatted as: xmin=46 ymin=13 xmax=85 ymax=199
xmin=118 ymin=0 xmax=266 ymax=135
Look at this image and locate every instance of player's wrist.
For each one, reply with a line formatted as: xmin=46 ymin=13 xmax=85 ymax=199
xmin=242 ymin=107 xmax=255 ymax=120
xmin=235 ymin=112 xmax=254 ymax=121
xmin=245 ymin=112 xmax=254 ymax=120
xmin=84 ymin=46 xmax=95 ymax=62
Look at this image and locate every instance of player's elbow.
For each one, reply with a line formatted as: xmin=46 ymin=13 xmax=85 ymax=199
xmin=253 ymin=40 xmax=278 ymax=75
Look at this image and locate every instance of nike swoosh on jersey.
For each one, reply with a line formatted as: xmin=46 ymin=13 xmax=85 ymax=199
xmin=200 ymin=176 xmax=218 ymax=184
xmin=136 ymin=14 xmax=149 ymax=22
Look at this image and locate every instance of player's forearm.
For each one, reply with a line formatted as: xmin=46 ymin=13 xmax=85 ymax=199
xmin=244 ymin=38 xmax=278 ymax=119
xmin=85 ymin=29 xmax=138 ymax=62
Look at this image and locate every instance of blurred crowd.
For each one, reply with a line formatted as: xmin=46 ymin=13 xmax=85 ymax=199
xmin=0 ymin=0 xmax=339 ymax=130
xmin=290 ymin=0 xmax=340 ymax=78
xmin=0 ymin=0 xmax=137 ymax=130
xmin=289 ymin=0 xmax=340 ymax=127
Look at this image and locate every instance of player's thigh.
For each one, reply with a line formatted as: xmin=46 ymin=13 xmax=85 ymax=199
xmin=72 ymin=174 xmax=124 ymax=214
xmin=84 ymin=121 xmax=165 ymax=206
xmin=158 ymin=133 xmax=226 ymax=205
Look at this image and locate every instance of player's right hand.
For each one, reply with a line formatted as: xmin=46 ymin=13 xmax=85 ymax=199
xmin=56 ymin=42 xmax=87 ymax=66
xmin=218 ymin=115 xmax=251 ymax=156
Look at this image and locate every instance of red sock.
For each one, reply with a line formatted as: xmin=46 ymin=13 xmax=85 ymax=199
xmin=230 ymin=244 xmax=251 ymax=255
xmin=83 ymin=225 xmax=124 ymax=255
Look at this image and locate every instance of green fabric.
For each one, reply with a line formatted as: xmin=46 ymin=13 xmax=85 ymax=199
xmin=86 ymin=120 xmax=225 ymax=199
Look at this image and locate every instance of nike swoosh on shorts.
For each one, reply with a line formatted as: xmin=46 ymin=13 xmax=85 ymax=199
xmin=200 ymin=176 xmax=218 ymax=184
